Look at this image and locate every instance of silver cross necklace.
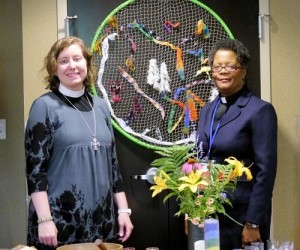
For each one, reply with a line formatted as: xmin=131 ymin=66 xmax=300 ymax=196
xmin=63 ymin=93 xmax=100 ymax=150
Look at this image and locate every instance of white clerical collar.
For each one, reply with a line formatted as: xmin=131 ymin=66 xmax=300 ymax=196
xmin=220 ymin=97 xmax=227 ymax=104
xmin=59 ymin=84 xmax=85 ymax=97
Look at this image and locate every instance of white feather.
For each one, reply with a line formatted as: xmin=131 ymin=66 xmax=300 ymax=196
xmin=159 ymin=62 xmax=171 ymax=93
xmin=147 ymin=59 xmax=159 ymax=86
xmin=209 ymin=86 xmax=219 ymax=102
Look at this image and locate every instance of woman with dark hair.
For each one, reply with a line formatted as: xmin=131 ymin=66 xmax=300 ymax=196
xmin=25 ymin=36 xmax=133 ymax=250
xmin=196 ymin=38 xmax=277 ymax=250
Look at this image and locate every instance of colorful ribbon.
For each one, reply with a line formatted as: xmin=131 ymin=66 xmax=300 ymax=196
xmin=118 ymin=66 xmax=165 ymax=119
xmin=128 ymin=20 xmax=185 ymax=80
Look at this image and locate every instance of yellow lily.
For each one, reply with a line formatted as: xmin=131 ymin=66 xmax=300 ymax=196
xmin=178 ymin=170 xmax=208 ymax=193
xmin=225 ymin=157 xmax=253 ymax=180
xmin=150 ymin=174 xmax=168 ymax=197
xmin=160 ymin=170 xmax=171 ymax=180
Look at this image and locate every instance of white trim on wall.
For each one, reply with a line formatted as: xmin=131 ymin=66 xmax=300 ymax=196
xmin=259 ymin=0 xmax=271 ymax=102
xmin=57 ymin=0 xmax=67 ymax=39
xmin=259 ymin=0 xmax=273 ymax=237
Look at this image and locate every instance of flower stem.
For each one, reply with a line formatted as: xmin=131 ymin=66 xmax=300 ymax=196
xmin=224 ymin=213 xmax=243 ymax=226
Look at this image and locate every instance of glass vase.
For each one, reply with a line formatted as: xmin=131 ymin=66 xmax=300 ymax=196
xmin=204 ymin=218 xmax=220 ymax=250
xmin=188 ymin=221 xmax=204 ymax=250
xmin=188 ymin=218 xmax=220 ymax=250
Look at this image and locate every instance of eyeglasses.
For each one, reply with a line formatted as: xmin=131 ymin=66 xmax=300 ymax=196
xmin=211 ymin=64 xmax=243 ymax=73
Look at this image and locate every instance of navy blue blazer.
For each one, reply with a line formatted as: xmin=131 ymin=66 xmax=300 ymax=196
xmin=196 ymin=86 xmax=277 ymax=226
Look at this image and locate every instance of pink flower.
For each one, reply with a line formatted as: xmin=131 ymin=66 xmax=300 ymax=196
xmin=182 ymin=158 xmax=204 ymax=174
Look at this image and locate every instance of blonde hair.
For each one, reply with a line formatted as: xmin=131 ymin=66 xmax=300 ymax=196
xmin=44 ymin=36 xmax=95 ymax=91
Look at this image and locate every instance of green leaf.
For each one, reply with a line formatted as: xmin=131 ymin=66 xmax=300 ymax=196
xmin=163 ymin=192 xmax=178 ymax=203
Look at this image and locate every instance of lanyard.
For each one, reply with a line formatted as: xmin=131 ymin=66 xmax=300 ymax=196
xmin=207 ymin=99 xmax=223 ymax=159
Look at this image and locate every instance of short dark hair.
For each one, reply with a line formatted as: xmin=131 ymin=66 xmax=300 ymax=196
xmin=44 ymin=36 xmax=95 ymax=91
xmin=208 ymin=38 xmax=251 ymax=69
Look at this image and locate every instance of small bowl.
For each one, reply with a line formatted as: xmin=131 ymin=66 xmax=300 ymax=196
xmin=57 ymin=242 xmax=123 ymax=250
xmin=105 ymin=243 xmax=123 ymax=250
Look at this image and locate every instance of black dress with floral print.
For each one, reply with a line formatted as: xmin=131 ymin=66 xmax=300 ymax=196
xmin=25 ymin=92 xmax=124 ymax=250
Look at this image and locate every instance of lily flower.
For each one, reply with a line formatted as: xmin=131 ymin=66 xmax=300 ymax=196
xmin=178 ymin=170 xmax=208 ymax=192
xmin=160 ymin=170 xmax=171 ymax=180
xmin=225 ymin=157 xmax=253 ymax=180
xmin=150 ymin=174 xmax=168 ymax=197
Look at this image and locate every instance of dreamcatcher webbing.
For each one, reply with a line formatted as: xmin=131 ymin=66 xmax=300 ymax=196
xmin=91 ymin=0 xmax=233 ymax=149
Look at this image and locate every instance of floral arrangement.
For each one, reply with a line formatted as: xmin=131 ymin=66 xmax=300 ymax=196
xmin=150 ymin=144 xmax=252 ymax=226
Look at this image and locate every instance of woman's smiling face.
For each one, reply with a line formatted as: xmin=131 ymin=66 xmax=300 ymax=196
xmin=56 ymin=44 xmax=88 ymax=91
xmin=211 ymin=49 xmax=247 ymax=97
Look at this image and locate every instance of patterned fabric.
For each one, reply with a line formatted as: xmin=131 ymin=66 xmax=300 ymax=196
xmin=25 ymin=92 xmax=124 ymax=249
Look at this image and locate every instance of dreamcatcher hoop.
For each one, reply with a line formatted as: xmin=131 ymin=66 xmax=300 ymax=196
xmin=90 ymin=0 xmax=234 ymax=150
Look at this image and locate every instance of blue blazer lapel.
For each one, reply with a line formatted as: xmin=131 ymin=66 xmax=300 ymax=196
xmin=219 ymin=90 xmax=252 ymax=128
xmin=220 ymin=105 xmax=240 ymax=127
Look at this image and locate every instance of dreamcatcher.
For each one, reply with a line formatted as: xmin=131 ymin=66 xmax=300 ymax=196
xmin=90 ymin=0 xmax=233 ymax=149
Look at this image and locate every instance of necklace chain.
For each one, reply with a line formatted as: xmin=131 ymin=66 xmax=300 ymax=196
xmin=63 ymin=93 xmax=100 ymax=150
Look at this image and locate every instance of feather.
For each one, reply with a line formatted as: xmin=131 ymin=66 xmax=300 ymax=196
xmin=164 ymin=20 xmax=180 ymax=34
xmin=179 ymin=37 xmax=192 ymax=46
xmin=125 ymin=56 xmax=135 ymax=72
xmin=195 ymin=20 xmax=204 ymax=36
xmin=202 ymin=24 xmax=210 ymax=39
xmin=194 ymin=66 xmax=211 ymax=79
xmin=195 ymin=20 xmax=210 ymax=39
xmin=147 ymin=59 xmax=160 ymax=86
xmin=175 ymin=47 xmax=185 ymax=80
xmin=108 ymin=16 xmax=118 ymax=30
xmin=187 ymin=48 xmax=203 ymax=57
xmin=209 ymin=86 xmax=219 ymax=102
xmin=128 ymin=38 xmax=137 ymax=54
xmin=186 ymin=90 xmax=198 ymax=121
xmin=159 ymin=62 xmax=171 ymax=93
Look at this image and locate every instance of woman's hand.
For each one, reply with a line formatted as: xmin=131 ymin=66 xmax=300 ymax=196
xmin=242 ymin=224 xmax=261 ymax=247
xmin=117 ymin=213 xmax=134 ymax=242
xmin=38 ymin=220 xmax=58 ymax=247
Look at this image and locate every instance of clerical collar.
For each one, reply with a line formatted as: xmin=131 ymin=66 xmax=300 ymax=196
xmin=220 ymin=97 xmax=227 ymax=104
xmin=59 ymin=84 xmax=85 ymax=98
xmin=219 ymin=86 xmax=245 ymax=104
